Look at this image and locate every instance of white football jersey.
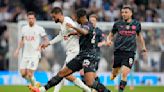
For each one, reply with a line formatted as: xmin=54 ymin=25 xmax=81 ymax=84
xmin=61 ymin=17 xmax=79 ymax=54
xmin=50 ymin=17 xmax=79 ymax=55
xmin=21 ymin=24 xmax=46 ymax=58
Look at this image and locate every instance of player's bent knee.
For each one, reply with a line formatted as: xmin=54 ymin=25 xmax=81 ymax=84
xmin=122 ymin=71 xmax=129 ymax=78
xmin=21 ymin=73 xmax=27 ymax=78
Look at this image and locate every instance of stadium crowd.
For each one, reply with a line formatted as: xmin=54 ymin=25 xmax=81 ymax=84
xmin=0 ymin=0 xmax=164 ymax=72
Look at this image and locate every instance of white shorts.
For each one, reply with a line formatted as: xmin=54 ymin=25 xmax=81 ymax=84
xmin=65 ymin=51 xmax=79 ymax=63
xmin=19 ymin=57 xmax=40 ymax=70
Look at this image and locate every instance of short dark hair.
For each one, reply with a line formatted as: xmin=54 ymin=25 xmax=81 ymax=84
xmin=76 ymin=8 xmax=87 ymax=18
xmin=27 ymin=11 xmax=36 ymax=17
xmin=51 ymin=7 xmax=63 ymax=14
xmin=89 ymin=14 xmax=98 ymax=20
xmin=122 ymin=5 xmax=133 ymax=12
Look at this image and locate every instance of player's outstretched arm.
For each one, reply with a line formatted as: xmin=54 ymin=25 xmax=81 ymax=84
xmin=14 ymin=37 xmax=24 ymax=58
xmin=66 ymin=23 xmax=89 ymax=35
xmin=137 ymin=33 xmax=147 ymax=52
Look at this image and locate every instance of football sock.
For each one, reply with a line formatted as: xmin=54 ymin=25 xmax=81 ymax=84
xmin=92 ymin=81 xmax=111 ymax=92
xmin=119 ymin=80 xmax=127 ymax=92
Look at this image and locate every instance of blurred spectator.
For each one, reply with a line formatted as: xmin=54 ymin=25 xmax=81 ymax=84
xmin=0 ymin=4 xmax=11 ymax=22
xmin=52 ymin=0 xmax=63 ymax=8
xmin=0 ymin=24 xmax=9 ymax=70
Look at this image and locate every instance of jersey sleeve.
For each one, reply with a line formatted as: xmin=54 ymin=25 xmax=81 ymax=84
xmin=111 ymin=23 xmax=118 ymax=34
xmin=40 ymin=27 xmax=47 ymax=37
xmin=20 ymin=27 xmax=25 ymax=38
xmin=83 ymin=23 xmax=93 ymax=34
xmin=49 ymin=31 xmax=63 ymax=45
xmin=136 ymin=22 xmax=141 ymax=35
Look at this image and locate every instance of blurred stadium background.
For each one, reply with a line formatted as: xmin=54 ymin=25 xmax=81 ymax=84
xmin=0 ymin=0 xmax=164 ymax=92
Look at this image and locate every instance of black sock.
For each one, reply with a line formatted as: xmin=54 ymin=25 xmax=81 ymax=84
xmin=119 ymin=80 xmax=127 ymax=92
xmin=44 ymin=75 xmax=63 ymax=90
xmin=92 ymin=81 xmax=111 ymax=92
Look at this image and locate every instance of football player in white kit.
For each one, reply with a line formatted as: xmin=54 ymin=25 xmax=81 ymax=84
xmin=14 ymin=11 xmax=49 ymax=87
xmin=39 ymin=7 xmax=91 ymax=92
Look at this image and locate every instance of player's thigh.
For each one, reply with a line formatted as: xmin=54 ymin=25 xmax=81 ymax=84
xmin=112 ymin=67 xmax=121 ymax=75
xmin=83 ymin=57 xmax=99 ymax=73
xmin=84 ymin=72 xmax=96 ymax=86
xmin=19 ymin=58 xmax=28 ymax=70
xmin=27 ymin=58 xmax=40 ymax=70
xmin=66 ymin=54 xmax=83 ymax=72
xmin=121 ymin=55 xmax=135 ymax=69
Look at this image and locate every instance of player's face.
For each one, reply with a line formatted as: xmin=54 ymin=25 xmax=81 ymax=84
xmin=51 ymin=13 xmax=61 ymax=23
xmin=77 ymin=16 xmax=87 ymax=24
xmin=89 ymin=17 xmax=97 ymax=27
xmin=77 ymin=17 xmax=82 ymax=24
xmin=121 ymin=8 xmax=132 ymax=21
xmin=27 ymin=15 xmax=36 ymax=26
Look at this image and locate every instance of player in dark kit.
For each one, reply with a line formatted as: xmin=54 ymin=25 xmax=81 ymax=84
xmin=29 ymin=9 xmax=111 ymax=92
xmin=106 ymin=6 xmax=147 ymax=92
xmin=80 ymin=14 xmax=106 ymax=91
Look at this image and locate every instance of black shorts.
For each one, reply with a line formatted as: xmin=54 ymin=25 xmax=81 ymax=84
xmin=113 ymin=50 xmax=135 ymax=69
xmin=66 ymin=52 xmax=100 ymax=73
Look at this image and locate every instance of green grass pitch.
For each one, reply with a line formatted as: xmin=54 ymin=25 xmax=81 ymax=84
xmin=0 ymin=85 xmax=164 ymax=92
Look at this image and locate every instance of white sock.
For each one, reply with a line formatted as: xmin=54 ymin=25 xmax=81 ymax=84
xmin=39 ymin=87 xmax=46 ymax=92
xmin=54 ymin=80 xmax=64 ymax=92
xmin=73 ymin=78 xmax=91 ymax=92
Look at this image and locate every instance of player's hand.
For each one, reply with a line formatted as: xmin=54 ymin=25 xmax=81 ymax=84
xmin=98 ymin=41 xmax=106 ymax=47
xmin=64 ymin=35 xmax=69 ymax=40
xmin=14 ymin=49 xmax=19 ymax=58
xmin=38 ymin=41 xmax=50 ymax=51
xmin=66 ymin=23 xmax=74 ymax=28
xmin=141 ymin=47 xmax=147 ymax=56
xmin=106 ymin=40 xmax=113 ymax=46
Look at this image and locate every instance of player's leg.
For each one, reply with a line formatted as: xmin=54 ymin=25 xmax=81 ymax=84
xmin=65 ymin=75 xmax=91 ymax=92
xmin=129 ymin=65 xmax=134 ymax=90
xmin=20 ymin=69 xmax=27 ymax=79
xmin=54 ymin=52 xmax=91 ymax=92
xmin=53 ymin=80 xmax=64 ymax=92
xmin=119 ymin=55 xmax=135 ymax=92
xmin=83 ymin=59 xmax=111 ymax=92
xmin=64 ymin=53 xmax=91 ymax=92
xmin=29 ymin=55 xmax=83 ymax=92
xmin=110 ymin=67 xmax=121 ymax=80
xmin=26 ymin=58 xmax=40 ymax=86
xmin=80 ymin=69 xmax=100 ymax=92
xmin=111 ymin=51 xmax=122 ymax=80
xmin=19 ymin=58 xmax=29 ymax=81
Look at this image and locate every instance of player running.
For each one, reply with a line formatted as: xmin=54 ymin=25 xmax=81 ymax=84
xmin=106 ymin=5 xmax=147 ymax=92
xmin=39 ymin=7 xmax=91 ymax=92
xmin=14 ymin=11 xmax=49 ymax=87
xmin=29 ymin=8 xmax=111 ymax=92
xmin=79 ymin=14 xmax=106 ymax=92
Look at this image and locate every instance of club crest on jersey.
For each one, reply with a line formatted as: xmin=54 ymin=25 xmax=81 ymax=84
xmin=132 ymin=25 xmax=136 ymax=30
xmin=83 ymin=59 xmax=90 ymax=67
xmin=126 ymin=25 xmax=130 ymax=30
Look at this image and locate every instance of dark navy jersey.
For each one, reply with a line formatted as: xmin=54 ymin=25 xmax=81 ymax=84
xmin=112 ymin=19 xmax=141 ymax=51
xmin=79 ymin=22 xmax=96 ymax=52
xmin=94 ymin=27 xmax=104 ymax=53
